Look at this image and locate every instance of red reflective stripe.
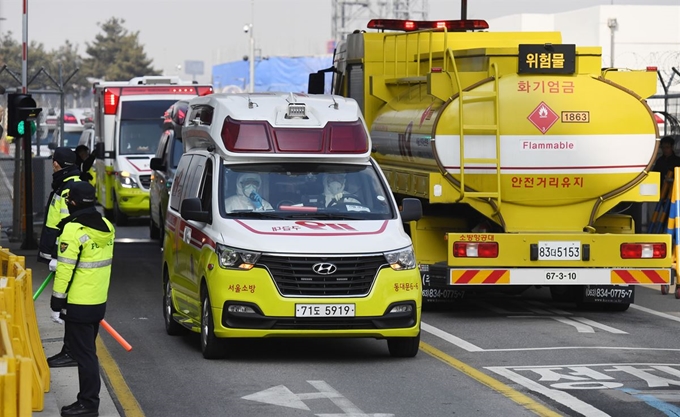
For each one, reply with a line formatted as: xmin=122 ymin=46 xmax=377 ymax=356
xmin=642 ymin=270 xmax=666 ymax=284
xmin=456 ymin=270 xmax=479 ymax=284
xmin=482 ymin=270 xmax=506 ymax=284
xmin=615 ymin=270 xmax=638 ymax=284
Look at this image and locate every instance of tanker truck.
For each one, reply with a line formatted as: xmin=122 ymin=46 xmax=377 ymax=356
xmin=308 ymin=18 xmax=672 ymax=311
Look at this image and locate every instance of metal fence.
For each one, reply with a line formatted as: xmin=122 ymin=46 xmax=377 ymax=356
xmin=0 ymin=153 xmax=53 ymax=241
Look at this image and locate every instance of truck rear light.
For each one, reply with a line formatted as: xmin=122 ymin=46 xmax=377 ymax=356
xmin=620 ymin=243 xmax=666 ymax=259
xmin=454 ymin=242 xmax=498 ymax=258
xmin=103 ymin=88 xmax=121 ymax=115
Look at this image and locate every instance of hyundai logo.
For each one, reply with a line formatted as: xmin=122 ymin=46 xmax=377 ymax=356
xmin=312 ymin=262 xmax=337 ymax=275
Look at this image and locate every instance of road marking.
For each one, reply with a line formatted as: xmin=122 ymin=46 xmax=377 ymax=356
xmin=420 ymin=342 xmax=561 ymax=417
xmin=631 ymin=304 xmax=680 ymax=323
xmin=571 ymin=317 xmax=627 ymax=334
xmin=243 ymin=380 xmax=393 ymax=416
xmin=486 ymin=366 xmax=610 ymax=417
xmin=482 ymin=346 xmax=680 ymax=352
xmin=620 ymin=388 xmax=680 ymax=416
xmin=97 ymin=338 xmax=144 ymax=417
xmin=421 ymin=321 xmax=484 ymax=352
xmin=552 ymin=317 xmax=595 ymax=333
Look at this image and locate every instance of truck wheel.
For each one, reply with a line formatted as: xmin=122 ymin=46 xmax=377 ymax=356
xmin=387 ymin=332 xmax=420 ymax=358
xmin=149 ymin=216 xmax=160 ymax=240
xmin=201 ymin=290 xmax=227 ymax=359
xmin=163 ymin=272 xmax=184 ymax=336
xmin=114 ymin=196 xmax=128 ymax=226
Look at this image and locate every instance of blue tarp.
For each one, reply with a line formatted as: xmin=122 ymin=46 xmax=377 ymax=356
xmin=212 ymin=55 xmax=333 ymax=94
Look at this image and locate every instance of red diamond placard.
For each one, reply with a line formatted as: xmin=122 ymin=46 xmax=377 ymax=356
xmin=527 ymin=101 xmax=558 ymax=134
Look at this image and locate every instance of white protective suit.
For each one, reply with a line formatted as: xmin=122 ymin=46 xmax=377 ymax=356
xmin=323 ymin=173 xmax=361 ymax=207
xmin=224 ymin=173 xmax=273 ymax=212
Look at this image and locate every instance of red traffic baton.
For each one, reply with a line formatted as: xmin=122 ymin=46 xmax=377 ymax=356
xmin=100 ymin=319 xmax=132 ymax=352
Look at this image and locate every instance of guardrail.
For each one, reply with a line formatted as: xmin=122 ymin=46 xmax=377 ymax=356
xmin=0 ymin=247 xmax=49 ymax=416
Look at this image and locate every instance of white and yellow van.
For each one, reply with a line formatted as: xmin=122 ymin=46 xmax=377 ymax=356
xmin=162 ymin=92 xmax=423 ymax=359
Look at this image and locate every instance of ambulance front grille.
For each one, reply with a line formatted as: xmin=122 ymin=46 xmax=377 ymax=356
xmin=257 ymin=254 xmax=386 ymax=297
xmin=139 ymin=175 xmax=151 ymax=189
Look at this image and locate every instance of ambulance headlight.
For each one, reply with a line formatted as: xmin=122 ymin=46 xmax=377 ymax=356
xmin=384 ymin=246 xmax=416 ymax=270
xmin=216 ymin=244 xmax=261 ymax=270
xmin=117 ymin=171 xmax=138 ymax=188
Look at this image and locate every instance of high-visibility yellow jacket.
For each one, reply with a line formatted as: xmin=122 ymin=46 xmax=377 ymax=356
xmin=53 ymin=218 xmax=115 ymax=305
xmin=39 ymin=173 xmax=82 ymax=262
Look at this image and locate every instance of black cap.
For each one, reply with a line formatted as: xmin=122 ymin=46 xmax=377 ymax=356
xmin=67 ymin=181 xmax=97 ymax=206
xmin=53 ymin=147 xmax=76 ymax=167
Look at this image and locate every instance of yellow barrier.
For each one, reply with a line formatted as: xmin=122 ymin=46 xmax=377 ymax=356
xmin=0 ymin=247 xmax=50 ymax=414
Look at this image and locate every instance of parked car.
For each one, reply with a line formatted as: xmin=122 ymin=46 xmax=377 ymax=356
xmin=149 ymin=100 xmax=188 ymax=243
xmin=48 ymin=108 xmax=95 ymax=149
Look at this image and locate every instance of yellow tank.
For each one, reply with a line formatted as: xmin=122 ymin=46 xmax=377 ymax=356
xmin=353 ymin=29 xmax=660 ymax=232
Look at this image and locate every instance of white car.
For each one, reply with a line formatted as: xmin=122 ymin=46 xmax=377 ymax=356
xmin=49 ymin=108 xmax=94 ymax=149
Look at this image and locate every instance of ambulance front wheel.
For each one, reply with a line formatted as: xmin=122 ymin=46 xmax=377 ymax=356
xmin=201 ymin=288 xmax=228 ymax=359
xmin=113 ymin=195 xmax=128 ymax=226
xmin=163 ymin=271 xmax=184 ymax=336
xmin=387 ymin=332 xmax=420 ymax=358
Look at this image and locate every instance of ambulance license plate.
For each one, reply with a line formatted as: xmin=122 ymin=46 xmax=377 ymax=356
xmin=295 ymin=304 xmax=355 ymax=317
xmin=538 ymin=241 xmax=581 ymax=260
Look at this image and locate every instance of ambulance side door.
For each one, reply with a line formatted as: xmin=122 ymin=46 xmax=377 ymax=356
xmin=175 ymin=154 xmax=206 ymax=314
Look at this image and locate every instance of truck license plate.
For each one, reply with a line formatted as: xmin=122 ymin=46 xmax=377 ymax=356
xmin=295 ymin=304 xmax=355 ymax=317
xmin=538 ymin=241 xmax=581 ymax=260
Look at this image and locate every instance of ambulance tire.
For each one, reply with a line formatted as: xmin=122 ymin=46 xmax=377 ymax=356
xmin=387 ymin=332 xmax=420 ymax=358
xmin=113 ymin=195 xmax=128 ymax=226
xmin=163 ymin=273 xmax=184 ymax=336
xmin=201 ymin=289 xmax=227 ymax=359
xmin=149 ymin=215 xmax=160 ymax=240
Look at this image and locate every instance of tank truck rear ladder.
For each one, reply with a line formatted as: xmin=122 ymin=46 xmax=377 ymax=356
xmin=451 ymin=56 xmax=502 ymax=210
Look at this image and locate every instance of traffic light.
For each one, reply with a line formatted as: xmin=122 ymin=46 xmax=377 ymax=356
xmin=7 ymin=93 xmax=41 ymax=137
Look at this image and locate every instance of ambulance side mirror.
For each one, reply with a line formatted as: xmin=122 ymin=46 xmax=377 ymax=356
xmin=400 ymin=198 xmax=422 ymax=223
xmin=150 ymin=157 xmax=166 ymax=172
xmin=181 ymin=198 xmax=211 ymax=223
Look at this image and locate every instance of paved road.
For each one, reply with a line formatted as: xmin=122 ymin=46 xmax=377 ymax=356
xmin=102 ymin=221 xmax=680 ymax=417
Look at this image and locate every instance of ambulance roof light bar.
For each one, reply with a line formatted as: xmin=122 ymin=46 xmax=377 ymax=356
xmin=367 ymin=19 xmax=489 ymax=32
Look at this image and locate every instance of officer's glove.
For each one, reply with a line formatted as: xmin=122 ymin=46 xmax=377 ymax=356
xmin=50 ymin=295 xmax=66 ymax=312
xmin=48 ymin=259 xmax=57 ymax=272
xmin=50 ymin=310 xmax=64 ymax=324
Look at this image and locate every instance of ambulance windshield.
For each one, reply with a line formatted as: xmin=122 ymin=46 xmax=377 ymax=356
xmin=119 ymin=100 xmax=176 ymax=155
xmin=220 ymin=163 xmax=394 ymax=220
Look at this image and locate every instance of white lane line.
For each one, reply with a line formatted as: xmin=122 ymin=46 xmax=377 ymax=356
xmin=487 ymin=366 xmax=611 ymax=417
xmin=482 ymin=346 xmax=680 ymax=352
xmin=571 ymin=317 xmax=628 ymax=334
xmin=631 ymin=304 xmax=680 ymax=323
xmin=421 ymin=322 xmax=484 ymax=352
xmin=552 ymin=317 xmax=595 ymax=333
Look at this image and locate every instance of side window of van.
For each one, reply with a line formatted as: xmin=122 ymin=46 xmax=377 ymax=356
xmin=182 ymin=155 xmax=206 ymax=203
xmin=169 ymin=155 xmax=193 ymax=212
xmin=199 ymin=158 xmax=213 ymax=212
xmin=155 ymin=132 xmax=169 ymax=159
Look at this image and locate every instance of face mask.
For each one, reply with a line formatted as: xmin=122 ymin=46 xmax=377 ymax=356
xmin=328 ymin=181 xmax=343 ymax=195
xmin=244 ymin=184 xmax=257 ymax=197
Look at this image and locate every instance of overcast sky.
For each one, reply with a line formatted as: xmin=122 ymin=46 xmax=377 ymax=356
xmin=1 ymin=0 xmax=677 ymax=83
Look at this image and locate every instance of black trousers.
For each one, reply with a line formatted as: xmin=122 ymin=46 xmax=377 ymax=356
xmin=65 ymin=320 xmax=101 ymax=409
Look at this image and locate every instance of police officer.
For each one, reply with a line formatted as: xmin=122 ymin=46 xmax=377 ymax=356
xmin=39 ymin=147 xmax=82 ymax=368
xmin=50 ymin=181 xmax=115 ymax=417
